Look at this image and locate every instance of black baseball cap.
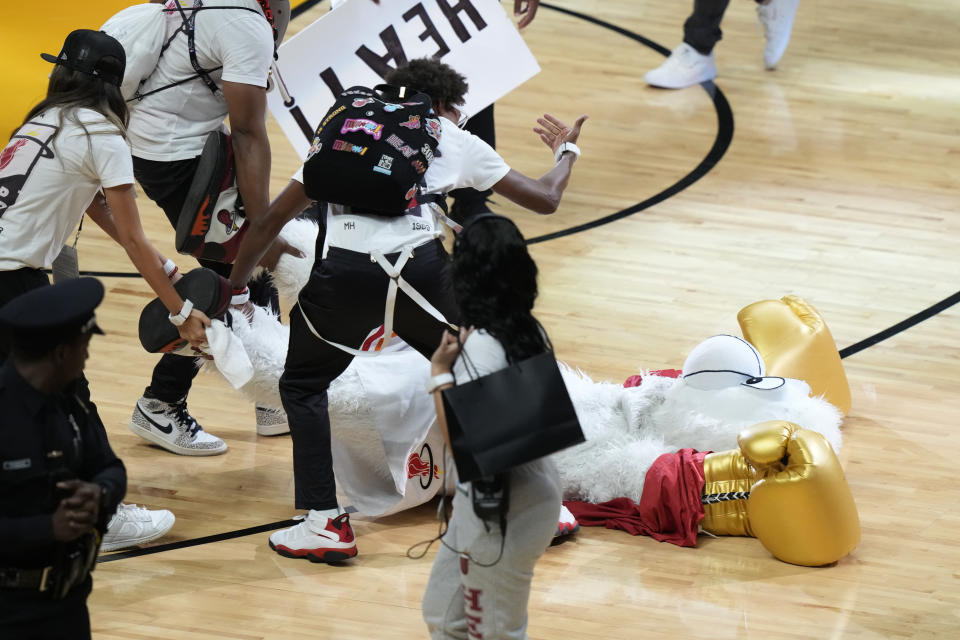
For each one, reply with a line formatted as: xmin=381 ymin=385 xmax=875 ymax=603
xmin=0 ymin=278 xmax=106 ymax=344
xmin=41 ymin=29 xmax=126 ymax=87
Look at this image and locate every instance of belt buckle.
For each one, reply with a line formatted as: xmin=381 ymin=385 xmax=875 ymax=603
xmin=38 ymin=566 xmax=52 ymax=592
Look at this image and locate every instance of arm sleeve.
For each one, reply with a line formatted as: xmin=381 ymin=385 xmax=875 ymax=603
xmin=89 ymin=134 xmax=135 ymax=189
xmin=457 ymin=133 xmax=510 ymax=192
xmin=453 ymin=331 xmax=509 ymax=381
xmin=213 ymin=13 xmax=274 ymax=87
xmin=73 ymin=391 xmax=127 ymax=529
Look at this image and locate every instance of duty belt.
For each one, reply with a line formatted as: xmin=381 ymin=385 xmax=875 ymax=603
xmin=0 ymin=566 xmax=53 ymax=592
xmin=298 ymin=243 xmax=455 ymax=356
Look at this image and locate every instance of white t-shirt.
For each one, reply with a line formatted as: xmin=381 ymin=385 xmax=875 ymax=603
xmin=452 ymin=329 xmax=508 ymax=382
xmin=0 ymin=108 xmax=134 ymax=270
xmin=293 ymin=116 xmax=510 ymax=256
xmin=128 ymin=0 xmax=274 ymax=161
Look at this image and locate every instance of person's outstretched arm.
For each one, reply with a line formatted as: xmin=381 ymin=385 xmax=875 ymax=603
xmin=94 ymin=185 xmax=210 ymax=347
xmin=491 ymin=113 xmax=588 ymax=214
xmin=229 ymin=179 xmax=312 ymax=291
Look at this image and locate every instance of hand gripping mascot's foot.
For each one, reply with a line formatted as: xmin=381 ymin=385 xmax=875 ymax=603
xmin=138 ymin=221 xmax=859 ymax=562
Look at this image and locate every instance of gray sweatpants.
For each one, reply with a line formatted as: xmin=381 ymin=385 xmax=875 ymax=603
xmin=422 ymin=458 xmax=561 ymax=639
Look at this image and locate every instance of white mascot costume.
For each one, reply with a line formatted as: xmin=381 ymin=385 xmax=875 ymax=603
xmin=191 ymin=219 xmax=859 ymax=564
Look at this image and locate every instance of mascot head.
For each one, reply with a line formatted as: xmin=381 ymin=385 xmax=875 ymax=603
xmin=681 ymin=334 xmax=785 ymax=391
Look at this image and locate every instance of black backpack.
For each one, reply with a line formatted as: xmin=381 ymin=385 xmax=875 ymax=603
xmin=301 ymin=85 xmax=443 ymax=216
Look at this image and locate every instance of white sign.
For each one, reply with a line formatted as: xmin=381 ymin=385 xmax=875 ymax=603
xmin=268 ymin=0 xmax=540 ymax=158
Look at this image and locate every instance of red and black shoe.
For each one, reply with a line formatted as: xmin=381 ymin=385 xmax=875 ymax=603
xmin=269 ymin=512 xmax=358 ymax=563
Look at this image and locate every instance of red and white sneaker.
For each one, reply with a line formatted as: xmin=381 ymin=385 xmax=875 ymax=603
xmin=269 ymin=512 xmax=358 ymax=563
xmin=555 ymin=504 xmax=580 ymax=538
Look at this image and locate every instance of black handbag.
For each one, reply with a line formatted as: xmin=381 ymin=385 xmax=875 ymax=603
xmin=441 ymin=349 xmax=584 ymax=483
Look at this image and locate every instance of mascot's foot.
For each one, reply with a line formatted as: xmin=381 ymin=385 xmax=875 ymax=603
xmin=555 ymin=504 xmax=580 ymax=538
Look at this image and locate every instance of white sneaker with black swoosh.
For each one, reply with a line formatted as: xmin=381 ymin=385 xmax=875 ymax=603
xmin=129 ymin=395 xmax=227 ymax=456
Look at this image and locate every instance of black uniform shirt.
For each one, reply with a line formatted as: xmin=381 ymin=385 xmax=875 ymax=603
xmin=0 ymin=361 xmax=125 ymax=569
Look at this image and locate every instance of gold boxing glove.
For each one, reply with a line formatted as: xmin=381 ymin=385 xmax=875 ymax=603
xmin=701 ymin=446 xmax=763 ymax=537
xmin=737 ymin=295 xmax=851 ymax=415
xmin=738 ymin=420 xmax=860 ymax=566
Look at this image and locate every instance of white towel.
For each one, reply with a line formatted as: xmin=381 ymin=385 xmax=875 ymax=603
xmin=205 ymin=320 xmax=254 ymax=389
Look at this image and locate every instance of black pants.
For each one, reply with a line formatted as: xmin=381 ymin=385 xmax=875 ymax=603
xmin=0 ymin=576 xmax=92 ymax=640
xmin=0 ymin=268 xmax=51 ymax=360
xmin=449 ymin=104 xmax=496 ymax=222
xmin=281 ymin=240 xmax=458 ymax=510
xmin=133 ymin=156 xmax=279 ymax=403
xmin=684 ymin=0 xmax=764 ymax=54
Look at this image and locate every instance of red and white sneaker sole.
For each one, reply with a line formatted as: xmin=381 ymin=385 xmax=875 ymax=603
xmin=269 ymin=539 xmax=358 ymax=563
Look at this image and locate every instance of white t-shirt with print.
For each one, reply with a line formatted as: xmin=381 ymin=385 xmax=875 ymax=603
xmin=293 ymin=116 xmax=510 ymax=256
xmin=0 ymin=108 xmax=134 ymax=270
xmin=127 ymin=0 xmax=274 ymax=161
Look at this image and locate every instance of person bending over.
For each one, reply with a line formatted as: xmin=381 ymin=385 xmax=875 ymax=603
xmin=226 ymin=58 xmax=586 ymax=562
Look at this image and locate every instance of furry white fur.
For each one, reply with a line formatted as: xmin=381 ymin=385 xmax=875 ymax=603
xmin=555 ymin=368 xmax=843 ymax=504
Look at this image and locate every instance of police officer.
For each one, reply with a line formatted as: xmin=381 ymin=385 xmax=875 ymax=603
xmin=0 ymin=278 xmax=126 ymax=640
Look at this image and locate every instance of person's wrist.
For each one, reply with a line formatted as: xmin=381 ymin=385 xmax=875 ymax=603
xmin=163 ymin=259 xmax=178 ymax=280
xmin=231 ymin=286 xmax=250 ymax=306
xmin=554 ymin=141 xmax=581 ymax=163
xmin=425 ymin=371 xmax=455 ymax=394
xmin=169 ymin=299 xmax=194 ymax=327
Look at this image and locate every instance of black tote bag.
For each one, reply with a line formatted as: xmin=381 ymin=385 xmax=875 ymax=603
xmin=441 ymin=350 xmax=585 ymax=483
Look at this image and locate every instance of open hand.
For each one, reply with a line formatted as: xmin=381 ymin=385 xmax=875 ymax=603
xmin=534 ymin=113 xmax=589 ymax=157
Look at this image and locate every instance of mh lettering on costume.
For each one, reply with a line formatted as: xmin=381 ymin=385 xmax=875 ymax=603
xmin=266 ymin=0 xmax=539 ymax=157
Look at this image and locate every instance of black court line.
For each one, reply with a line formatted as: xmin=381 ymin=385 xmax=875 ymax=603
xmin=838 ymin=289 xmax=960 ymax=359
xmin=99 ymin=519 xmax=298 ymax=563
xmin=291 ymin=0 xmax=323 ymax=20
xmin=93 ymin=4 xmax=957 ymax=562
xmin=525 ymin=3 xmax=733 ymax=245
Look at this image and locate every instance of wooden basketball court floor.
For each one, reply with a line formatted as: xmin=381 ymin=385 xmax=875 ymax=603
xmin=41 ymin=0 xmax=959 ymax=637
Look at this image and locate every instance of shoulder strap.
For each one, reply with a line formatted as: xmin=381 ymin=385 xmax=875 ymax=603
xmin=132 ymin=2 xmax=266 ymax=102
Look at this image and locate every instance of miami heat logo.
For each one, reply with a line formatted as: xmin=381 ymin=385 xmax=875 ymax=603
xmin=407 ymin=443 xmax=441 ymax=490
xmin=0 ymin=139 xmax=27 ymax=171
xmin=217 ymin=209 xmax=240 ymax=234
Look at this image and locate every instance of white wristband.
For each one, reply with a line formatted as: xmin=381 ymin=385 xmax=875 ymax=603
xmin=169 ymin=298 xmax=194 ymax=327
xmin=425 ymin=372 xmax=455 ymax=394
xmin=163 ymin=259 xmax=178 ymax=280
xmin=231 ymin=286 xmax=250 ymax=306
xmin=554 ymin=141 xmax=581 ymax=163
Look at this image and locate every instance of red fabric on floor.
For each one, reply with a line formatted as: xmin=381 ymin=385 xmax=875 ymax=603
xmin=564 ymin=448 xmax=710 ymax=547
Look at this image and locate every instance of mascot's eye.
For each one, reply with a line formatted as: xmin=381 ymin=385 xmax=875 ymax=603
xmin=745 ymin=377 xmax=762 ymax=384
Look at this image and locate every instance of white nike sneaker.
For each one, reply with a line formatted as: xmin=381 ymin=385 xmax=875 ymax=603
xmin=129 ymin=395 xmax=227 ymax=456
xmin=757 ymin=0 xmax=800 ymax=69
xmin=255 ymin=405 xmax=290 ymax=436
xmin=269 ymin=512 xmax=358 ymax=563
xmin=644 ymin=43 xmax=718 ymax=89
xmin=101 ymin=503 xmax=175 ymax=552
